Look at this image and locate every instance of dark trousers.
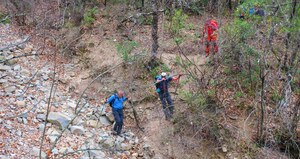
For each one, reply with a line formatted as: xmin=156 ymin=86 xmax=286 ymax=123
xmin=159 ymin=92 xmax=174 ymax=119
xmin=112 ymin=108 xmax=123 ymax=134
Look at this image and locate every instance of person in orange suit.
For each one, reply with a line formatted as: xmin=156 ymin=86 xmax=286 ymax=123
xmin=201 ymin=18 xmax=219 ymax=57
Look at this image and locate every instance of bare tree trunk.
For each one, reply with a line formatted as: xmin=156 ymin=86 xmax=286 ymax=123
xmin=9 ymin=0 xmax=27 ymax=25
xmin=282 ymin=33 xmax=290 ymax=71
xmin=289 ymin=0 xmax=298 ymax=67
xmin=290 ymin=0 xmax=297 ymax=20
xmin=291 ymin=98 xmax=300 ymax=138
xmin=289 ymin=41 xmax=299 ymax=67
xmin=151 ymin=0 xmax=159 ymax=58
xmin=258 ymin=57 xmax=267 ymax=143
xmin=227 ymin=0 xmax=232 ymax=11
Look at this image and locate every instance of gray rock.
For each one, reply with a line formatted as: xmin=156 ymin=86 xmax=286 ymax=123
xmin=42 ymin=75 xmax=49 ymax=81
xmin=0 ymin=65 xmax=11 ymax=71
xmin=106 ymin=112 xmax=114 ymax=122
xmin=46 ymin=128 xmax=61 ymax=136
xmin=47 ymin=112 xmax=71 ymax=130
xmin=17 ymin=117 xmax=23 ymax=123
xmin=13 ymin=65 xmax=21 ymax=71
xmin=143 ymin=143 xmax=151 ymax=150
xmin=99 ymin=116 xmax=111 ymax=126
xmin=67 ymin=100 xmax=77 ymax=108
xmin=85 ymin=120 xmax=99 ymax=128
xmin=51 ymin=148 xmax=59 ymax=155
xmin=48 ymin=136 xmax=58 ymax=144
xmin=0 ymin=79 xmax=8 ymax=84
xmin=3 ymin=124 xmax=13 ymax=130
xmin=0 ymin=55 xmax=5 ymax=61
xmin=85 ymin=132 xmax=94 ymax=138
xmin=98 ymin=133 xmax=109 ymax=144
xmin=6 ymin=120 xmax=12 ymax=125
xmin=4 ymin=86 xmax=16 ymax=93
xmin=16 ymin=100 xmax=26 ymax=107
xmin=116 ymin=136 xmax=125 ymax=143
xmin=73 ymin=117 xmax=84 ymax=126
xmin=132 ymin=153 xmax=138 ymax=157
xmin=125 ymin=131 xmax=135 ymax=138
xmin=222 ymin=144 xmax=228 ymax=153
xmin=16 ymin=130 xmax=22 ymax=136
xmin=134 ymin=137 xmax=139 ymax=144
xmin=120 ymin=143 xmax=132 ymax=151
xmin=70 ymin=126 xmax=85 ymax=136
xmin=22 ymin=118 xmax=28 ymax=124
xmin=88 ymin=150 xmax=106 ymax=159
xmin=96 ymin=105 xmax=107 ymax=116
xmin=38 ymin=123 xmax=45 ymax=131
xmin=36 ymin=114 xmax=46 ymax=121
xmin=59 ymin=147 xmax=74 ymax=154
xmin=102 ymin=137 xmax=115 ymax=148
xmin=124 ymin=151 xmax=130 ymax=155
xmin=17 ymin=44 xmax=26 ymax=50
xmin=5 ymin=58 xmax=17 ymax=66
xmin=31 ymin=147 xmax=46 ymax=159
xmin=0 ymin=155 xmax=10 ymax=159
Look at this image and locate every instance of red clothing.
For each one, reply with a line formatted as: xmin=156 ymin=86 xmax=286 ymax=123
xmin=203 ymin=19 xmax=218 ymax=55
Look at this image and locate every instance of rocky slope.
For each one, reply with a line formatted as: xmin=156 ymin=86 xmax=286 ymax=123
xmin=0 ymin=24 xmax=155 ymax=159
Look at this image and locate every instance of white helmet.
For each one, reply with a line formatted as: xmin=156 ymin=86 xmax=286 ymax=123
xmin=161 ymin=72 xmax=167 ymax=77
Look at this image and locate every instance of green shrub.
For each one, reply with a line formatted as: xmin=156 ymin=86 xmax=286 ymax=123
xmin=0 ymin=13 xmax=11 ymax=24
xmin=110 ymin=0 xmax=128 ymax=4
xmin=224 ymin=19 xmax=255 ymax=42
xmin=235 ymin=91 xmax=244 ymax=98
xmin=149 ymin=63 xmax=170 ymax=78
xmin=83 ymin=7 xmax=98 ymax=26
xmin=140 ymin=16 xmax=153 ymax=25
xmin=116 ymin=40 xmax=137 ymax=62
xmin=170 ymin=9 xmax=188 ymax=36
xmin=187 ymin=23 xmax=195 ymax=30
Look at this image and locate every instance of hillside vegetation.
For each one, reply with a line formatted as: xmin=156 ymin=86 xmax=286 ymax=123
xmin=0 ymin=0 xmax=299 ymax=159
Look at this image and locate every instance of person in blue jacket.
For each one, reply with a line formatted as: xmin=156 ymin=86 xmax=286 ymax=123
xmin=155 ymin=72 xmax=181 ymax=120
xmin=105 ymin=90 xmax=129 ymax=135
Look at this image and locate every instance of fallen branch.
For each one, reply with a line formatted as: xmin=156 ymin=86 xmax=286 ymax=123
xmin=118 ymin=9 xmax=165 ymax=28
xmin=40 ymin=49 xmax=57 ymax=159
xmin=4 ymin=99 xmax=44 ymax=119
xmin=58 ymin=148 xmax=104 ymax=158
xmin=0 ymin=52 xmax=45 ymax=64
xmin=0 ymin=36 xmax=30 ymax=51
xmin=0 ymin=15 xmax=10 ymax=23
xmin=128 ymin=99 xmax=144 ymax=132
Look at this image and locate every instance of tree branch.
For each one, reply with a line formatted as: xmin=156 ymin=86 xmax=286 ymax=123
xmin=0 ymin=36 xmax=30 ymax=51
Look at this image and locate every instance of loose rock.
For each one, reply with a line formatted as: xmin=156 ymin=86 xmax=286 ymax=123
xmin=0 ymin=65 xmax=11 ymax=71
xmin=31 ymin=147 xmax=46 ymax=159
xmin=5 ymin=86 xmax=16 ymax=93
xmin=70 ymin=125 xmax=85 ymax=136
xmin=86 ymin=120 xmax=99 ymax=128
xmin=36 ymin=114 xmax=46 ymax=121
xmin=47 ymin=112 xmax=71 ymax=130
xmin=16 ymin=101 xmax=26 ymax=107
xmin=102 ymin=137 xmax=115 ymax=148
xmin=99 ymin=116 xmax=111 ymax=126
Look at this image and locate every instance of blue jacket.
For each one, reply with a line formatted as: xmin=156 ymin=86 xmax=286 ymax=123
xmin=155 ymin=75 xmax=173 ymax=93
xmin=106 ymin=94 xmax=128 ymax=109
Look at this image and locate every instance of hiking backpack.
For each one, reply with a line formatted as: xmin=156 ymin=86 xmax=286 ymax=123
xmin=108 ymin=94 xmax=117 ymax=107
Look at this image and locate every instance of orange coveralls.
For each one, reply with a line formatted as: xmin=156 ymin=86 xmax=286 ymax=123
xmin=202 ymin=19 xmax=218 ymax=56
